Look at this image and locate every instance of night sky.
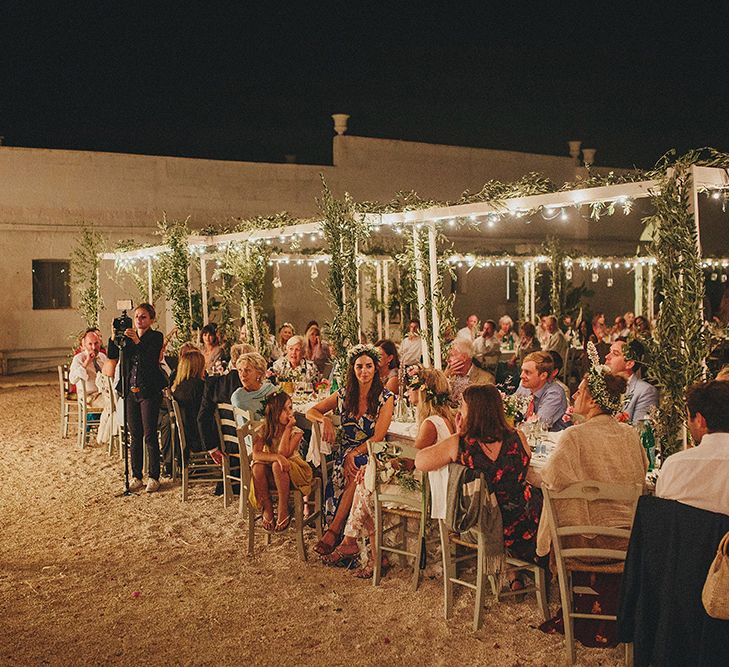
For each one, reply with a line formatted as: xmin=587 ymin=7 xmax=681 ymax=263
xmin=2 ymin=4 xmax=728 ymax=170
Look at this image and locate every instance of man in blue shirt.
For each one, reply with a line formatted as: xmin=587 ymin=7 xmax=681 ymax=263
xmin=606 ymin=338 xmax=658 ymax=423
xmin=518 ymin=351 xmax=569 ymax=431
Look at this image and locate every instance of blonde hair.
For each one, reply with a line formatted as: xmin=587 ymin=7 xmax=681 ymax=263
xmin=231 ymin=343 xmax=256 ymax=365
xmin=303 ymin=324 xmax=321 ymax=359
xmin=286 ymin=335 xmax=305 ymax=350
xmin=236 ymin=352 xmax=267 ymax=376
xmin=716 ymin=364 xmax=729 ymax=381
xmin=173 ymin=349 xmax=205 ymax=389
xmin=415 ymin=368 xmax=455 ymax=428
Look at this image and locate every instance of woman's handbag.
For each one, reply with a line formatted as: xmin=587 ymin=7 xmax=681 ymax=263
xmin=702 ymin=531 xmax=729 ymax=620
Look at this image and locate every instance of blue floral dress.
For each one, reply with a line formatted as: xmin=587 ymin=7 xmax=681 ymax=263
xmin=324 ymin=387 xmax=394 ymax=523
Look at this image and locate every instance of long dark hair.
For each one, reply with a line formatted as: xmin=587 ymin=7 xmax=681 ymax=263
xmin=374 ymin=339 xmax=399 ymax=369
xmin=461 ymin=384 xmax=512 ymax=443
xmin=261 ymin=391 xmax=290 ymax=447
xmin=343 ymin=351 xmax=385 ymax=418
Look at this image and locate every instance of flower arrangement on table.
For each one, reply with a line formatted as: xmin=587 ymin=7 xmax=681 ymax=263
xmin=500 ymin=391 xmax=531 ymax=425
xmin=369 ymin=441 xmax=421 ymax=493
xmin=313 ymin=378 xmax=331 ymax=396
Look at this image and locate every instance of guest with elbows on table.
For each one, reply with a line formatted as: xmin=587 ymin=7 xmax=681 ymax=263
xmin=516 ymin=351 xmax=569 ymax=432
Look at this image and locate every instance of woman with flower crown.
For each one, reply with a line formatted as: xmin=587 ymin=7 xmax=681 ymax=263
xmin=306 ymin=344 xmax=395 ymax=556
xmin=535 ymin=342 xmax=647 ymax=647
xmin=322 ymin=367 xmax=455 ymax=575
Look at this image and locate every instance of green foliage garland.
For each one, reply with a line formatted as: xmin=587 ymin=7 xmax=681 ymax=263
xmin=641 ymin=149 xmax=726 ymax=457
xmin=545 ymin=237 xmax=567 ymax=321
xmin=317 ymin=178 xmax=369 ymax=371
xmin=70 ymin=223 xmax=106 ymax=328
xmin=156 ymin=217 xmax=193 ymax=348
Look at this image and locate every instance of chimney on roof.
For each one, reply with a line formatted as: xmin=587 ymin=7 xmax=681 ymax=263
xmin=332 ymin=113 xmax=350 ymax=136
xmin=568 ymin=140 xmax=582 ymax=164
xmin=582 ymin=148 xmax=597 ymax=168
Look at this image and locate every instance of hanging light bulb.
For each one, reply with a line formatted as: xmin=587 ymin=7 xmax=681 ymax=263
xmin=607 ymin=277 xmax=614 ymax=287
xmin=310 ymin=262 xmax=319 ymax=280
xmin=272 ymin=262 xmax=282 ymax=288
xmin=591 ymin=272 xmax=599 ymax=283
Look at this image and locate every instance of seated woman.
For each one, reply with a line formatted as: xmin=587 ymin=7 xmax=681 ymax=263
xmin=303 ymin=324 xmax=332 ymax=377
xmin=251 ymin=390 xmax=313 ymax=532
xmin=535 ymin=345 xmax=647 ymax=647
xmin=510 ymin=321 xmax=541 ymax=368
xmin=333 ymin=367 xmax=455 ymax=576
xmin=496 ymin=314 xmax=516 ymax=349
xmin=171 ymin=348 xmax=207 ymax=453
xmin=272 ymin=335 xmax=319 ymax=385
xmin=200 ymin=323 xmax=228 ymax=376
xmin=306 ymin=344 xmax=395 ymax=556
xmin=416 ymin=383 xmax=541 ymax=589
xmin=270 ymin=322 xmax=295 ymax=363
xmin=375 ymin=338 xmax=400 ymax=394
xmin=231 ymin=352 xmax=276 ymax=425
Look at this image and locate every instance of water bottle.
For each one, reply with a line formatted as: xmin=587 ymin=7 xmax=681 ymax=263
xmin=639 ymin=420 xmax=656 ymax=471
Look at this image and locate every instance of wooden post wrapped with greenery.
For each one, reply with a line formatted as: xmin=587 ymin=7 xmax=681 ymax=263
xmin=156 ymin=217 xmax=193 ymax=348
xmin=545 ymin=236 xmax=567 ymax=320
xmin=643 ymin=150 xmax=718 ymax=457
xmin=395 ymin=228 xmax=455 ymax=367
xmin=318 ymin=178 xmax=369 ymax=371
xmin=70 ymin=223 xmax=106 ymax=328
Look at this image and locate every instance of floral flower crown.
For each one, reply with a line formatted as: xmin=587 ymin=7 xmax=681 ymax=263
xmin=407 ymin=368 xmax=451 ymax=407
xmin=261 ymin=385 xmax=286 ymax=408
xmin=586 ymin=341 xmax=623 ymax=415
xmin=347 ymin=343 xmax=382 ymax=366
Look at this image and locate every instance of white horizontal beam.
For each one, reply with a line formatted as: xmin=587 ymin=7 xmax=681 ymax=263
xmin=370 ymin=180 xmax=660 ymax=226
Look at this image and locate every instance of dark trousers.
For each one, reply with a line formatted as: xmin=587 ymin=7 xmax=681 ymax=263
xmin=126 ymin=391 xmax=162 ymax=481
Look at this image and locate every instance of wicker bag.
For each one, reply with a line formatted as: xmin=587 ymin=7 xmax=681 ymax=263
xmin=702 ymin=531 xmax=729 ymax=620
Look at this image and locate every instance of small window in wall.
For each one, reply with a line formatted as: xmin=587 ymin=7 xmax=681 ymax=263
xmin=32 ymin=260 xmax=71 ymax=309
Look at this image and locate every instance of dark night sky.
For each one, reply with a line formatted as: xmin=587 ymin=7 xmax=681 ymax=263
xmin=2 ymin=3 xmax=728 ymax=170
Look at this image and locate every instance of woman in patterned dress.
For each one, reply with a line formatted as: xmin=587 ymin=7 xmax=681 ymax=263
xmin=416 ymin=383 xmax=541 ymax=588
xmin=306 ymin=345 xmax=394 ymax=556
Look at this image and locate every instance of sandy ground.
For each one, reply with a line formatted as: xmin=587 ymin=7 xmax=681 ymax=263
xmin=0 ymin=386 xmax=626 ymax=667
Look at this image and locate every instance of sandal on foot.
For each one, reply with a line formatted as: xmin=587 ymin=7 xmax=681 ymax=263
xmin=260 ymin=514 xmax=275 ymax=533
xmin=353 ymin=565 xmax=374 ymax=579
xmin=321 ymin=545 xmax=360 ymax=566
xmin=313 ymin=529 xmax=339 ymax=556
xmin=275 ymin=515 xmax=291 ymax=532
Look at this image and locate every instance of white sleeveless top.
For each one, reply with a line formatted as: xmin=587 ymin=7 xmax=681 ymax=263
xmin=424 ymin=415 xmax=455 ymax=520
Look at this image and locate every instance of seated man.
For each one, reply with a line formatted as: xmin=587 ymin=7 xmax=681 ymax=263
xmin=456 ymin=314 xmax=479 ymax=341
xmin=444 ymin=335 xmax=493 ymax=405
xmin=656 ymin=380 xmax=729 ymax=515
xmin=69 ymin=329 xmax=109 ymax=409
xmin=605 ymin=338 xmax=658 ymax=423
xmin=473 ymin=319 xmax=501 ymax=376
xmin=517 ymin=351 xmax=568 ymax=432
xmin=544 ymin=315 xmax=569 ymax=368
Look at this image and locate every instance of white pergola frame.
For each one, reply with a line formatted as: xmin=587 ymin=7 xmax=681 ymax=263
xmin=99 ymin=165 xmax=728 ymax=369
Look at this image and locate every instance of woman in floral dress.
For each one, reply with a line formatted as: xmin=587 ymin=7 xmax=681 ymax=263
xmin=306 ymin=345 xmax=394 ymax=556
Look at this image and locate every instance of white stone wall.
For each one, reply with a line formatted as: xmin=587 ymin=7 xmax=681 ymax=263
xmin=0 ymin=135 xmax=629 ymax=372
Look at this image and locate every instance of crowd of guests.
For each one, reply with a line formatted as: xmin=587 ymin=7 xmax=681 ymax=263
xmin=67 ymin=304 xmax=728 ymax=651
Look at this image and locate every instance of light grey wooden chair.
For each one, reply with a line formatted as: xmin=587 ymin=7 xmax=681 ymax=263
xmin=542 ymin=480 xmax=642 ymax=665
xmin=58 ymin=364 xmax=78 ymax=438
xmin=170 ymin=396 xmax=225 ymax=501
xmin=368 ymin=440 xmax=430 ymax=590
xmin=76 ymin=381 xmax=103 ymax=449
xmin=439 ymin=472 xmax=549 ymax=631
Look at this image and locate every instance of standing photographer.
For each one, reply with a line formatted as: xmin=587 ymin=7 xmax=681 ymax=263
xmin=105 ymin=303 xmax=168 ymax=493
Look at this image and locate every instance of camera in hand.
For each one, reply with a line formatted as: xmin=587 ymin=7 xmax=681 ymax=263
xmin=113 ymin=300 xmax=134 ymax=347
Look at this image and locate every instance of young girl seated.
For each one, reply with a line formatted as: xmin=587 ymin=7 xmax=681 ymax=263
xmin=251 ymin=390 xmax=313 ymax=532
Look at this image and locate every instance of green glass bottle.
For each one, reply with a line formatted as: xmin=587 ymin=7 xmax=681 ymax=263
xmin=639 ymin=420 xmax=656 ymax=472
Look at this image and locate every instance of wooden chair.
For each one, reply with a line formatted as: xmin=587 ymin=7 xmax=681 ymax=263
xmin=171 ymin=396 xmax=225 ymax=501
xmin=58 ymin=364 xmax=78 ymax=438
xmin=215 ymin=403 xmax=237 ymax=509
xmin=105 ymin=375 xmax=119 ymax=457
xmin=235 ymin=418 xmax=323 ymax=561
xmin=368 ymin=440 xmax=430 ymax=591
xmin=76 ymin=381 xmax=103 ymax=449
xmin=439 ymin=473 xmax=549 ymax=631
xmin=542 ymin=480 xmax=643 ymax=665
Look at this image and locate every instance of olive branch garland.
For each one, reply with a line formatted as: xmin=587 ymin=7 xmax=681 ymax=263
xmin=70 ymin=223 xmax=106 ymax=329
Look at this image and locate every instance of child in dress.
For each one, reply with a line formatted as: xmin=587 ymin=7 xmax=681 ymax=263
xmin=251 ymin=390 xmax=313 ymax=532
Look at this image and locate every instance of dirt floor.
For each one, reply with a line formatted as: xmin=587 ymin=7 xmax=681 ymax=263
xmin=0 ymin=385 xmax=627 ymax=666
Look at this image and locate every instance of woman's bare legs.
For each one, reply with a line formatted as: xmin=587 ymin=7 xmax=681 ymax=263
xmin=271 ymin=460 xmax=291 ymax=526
xmin=252 ymin=464 xmax=274 ymax=529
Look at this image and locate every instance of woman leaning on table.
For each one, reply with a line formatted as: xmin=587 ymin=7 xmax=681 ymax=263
xmin=416 ymin=383 xmax=541 ymax=590
xmin=105 ymin=303 xmax=168 ymax=493
xmin=306 ymin=344 xmax=394 ymax=556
